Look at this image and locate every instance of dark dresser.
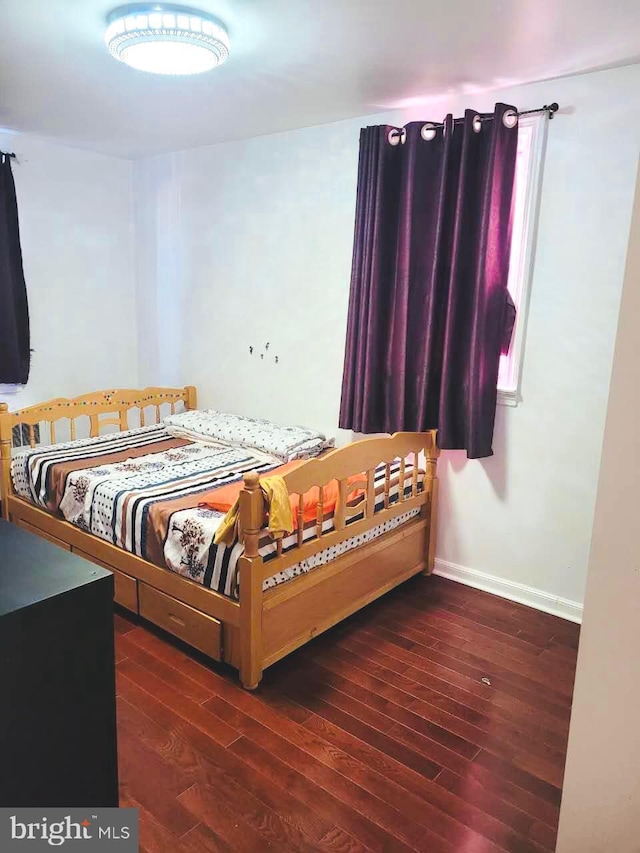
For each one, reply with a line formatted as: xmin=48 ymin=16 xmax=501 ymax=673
xmin=0 ymin=519 xmax=119 ymax=807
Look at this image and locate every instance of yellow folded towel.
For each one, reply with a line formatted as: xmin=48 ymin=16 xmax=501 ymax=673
xmin=213 ymin=475 xmax=293 ymax=547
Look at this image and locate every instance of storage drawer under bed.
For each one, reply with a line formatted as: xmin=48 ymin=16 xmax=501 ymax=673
xmin=138 ymin=583 xmax=222 ymax=661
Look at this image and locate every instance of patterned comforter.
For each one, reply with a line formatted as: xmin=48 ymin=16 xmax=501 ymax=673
xmin=11 ymin=424 xmax=423 ymax=599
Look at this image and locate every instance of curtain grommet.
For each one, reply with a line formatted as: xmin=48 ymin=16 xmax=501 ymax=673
xmin=472 ymin=115 xmax=482 ymax=133
xmin=421 ymin=123 xmax=437 ymax=141
xmin=388 ymin=128 xmax=406 ymax=146
xmin=503 ymin=109 xmax=518 ymax=129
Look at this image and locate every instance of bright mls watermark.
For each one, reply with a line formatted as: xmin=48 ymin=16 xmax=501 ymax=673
xmin=0 ymin=809 xmax=138 ymax=851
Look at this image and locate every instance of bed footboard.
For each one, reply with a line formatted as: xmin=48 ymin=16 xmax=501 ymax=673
xmin=237 ymin=431 xmax=439 ymax=690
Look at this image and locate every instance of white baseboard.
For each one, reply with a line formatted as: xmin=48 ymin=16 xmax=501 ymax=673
xmin=433 ymin=558 xmax=583 ymax=624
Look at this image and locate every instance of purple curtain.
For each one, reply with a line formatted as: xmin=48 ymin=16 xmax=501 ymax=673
xmin=0 ymin=154 xmax=30 ymax=385
xmin=339 ymin=103 xmax=518 ymax=459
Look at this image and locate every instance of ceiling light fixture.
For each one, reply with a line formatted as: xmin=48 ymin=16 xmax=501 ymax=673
xmin=105 ymin=4 xmax=230 ymax=75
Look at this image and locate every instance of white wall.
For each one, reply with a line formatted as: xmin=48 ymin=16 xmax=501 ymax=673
xmin=0 ymin=131 xmax=138 ymax=409
xmin=556 ymin=153 xmax=640 ymax=853
xmin=134 ymin=62 xmax=640 ymax=612
xmin=133 ymin=151 xmax=182 ymax=387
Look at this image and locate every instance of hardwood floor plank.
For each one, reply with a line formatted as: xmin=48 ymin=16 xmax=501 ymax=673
xmin=435 ymin=767 xmax=559 ymax=835
xmin=178 ymin=783 xmax=283 ymax=852
xmin=474 ymin=751 xmax=563 ymax=808
xmin=528 ymin=819 xmax=559 ymax=851
xmin=116 ymin=658 xmax=240 ymax=747
xmin=179 ymin=824 xmax=235 ymax=853
xmin=538 ymin=640 xmax=582 ymax=669
xmin=179 ymin=778 xmax=324 ymax=853
xmin=117 ymin=701 xmax=200 ymax=837
xmin=120 ymin=793 xmax=230 ymax=853
xmin=465 ymin=596 xmax=577 ymax=642
xmin=114 ymin=611 xmax=137 ymax=635
xmin=548 ymin=630 xmax=580 ymax=651
xmin=117 ymin=631 xmax=215 ymax=704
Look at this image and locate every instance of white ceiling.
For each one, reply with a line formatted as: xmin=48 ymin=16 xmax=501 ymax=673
xmin=1 ymin=0 xmax=640 ymax=158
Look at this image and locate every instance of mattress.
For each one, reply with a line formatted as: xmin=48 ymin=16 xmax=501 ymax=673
xmin=11 ymin=425 xmax=423 ymax=599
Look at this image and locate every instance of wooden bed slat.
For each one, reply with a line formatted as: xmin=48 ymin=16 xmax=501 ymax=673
xmin=297 ymin=495 xmax=304 ymax=548
xmin=366 ymin=469 xmax=375 ymax=518
xmin=335 ymin=479 xmax=347 ymax=531
xmin=384 ymin=462 xmax=391 ymax=509
xmin=316 ymin=486 xmax=324 ymax=538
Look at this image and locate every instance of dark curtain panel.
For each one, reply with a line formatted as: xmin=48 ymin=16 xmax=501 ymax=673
xmin=0 ymin=154 xmax=30 ymax=385
xmin=339 ymin=103 xmax=518 ymax=458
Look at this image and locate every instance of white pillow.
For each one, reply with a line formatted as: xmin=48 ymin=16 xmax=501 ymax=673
xmin=164 ymin=410 xmax=334 ymax=462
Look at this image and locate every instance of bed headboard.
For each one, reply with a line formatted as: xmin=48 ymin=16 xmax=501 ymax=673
xmin=0 ymin=385 xmax=197 ymax=517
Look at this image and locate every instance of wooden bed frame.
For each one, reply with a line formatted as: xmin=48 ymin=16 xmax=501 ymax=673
xmin=0 ymin=386 xmax=439 ymax=690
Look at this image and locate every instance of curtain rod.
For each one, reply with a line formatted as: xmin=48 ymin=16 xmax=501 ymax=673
xmin=466 ymin=102 xmax=559 ymax=125
xmin=518 ymin=103 xmax=559 ymax=119
xmin=391 ymin=102 xmax=560 ymax=133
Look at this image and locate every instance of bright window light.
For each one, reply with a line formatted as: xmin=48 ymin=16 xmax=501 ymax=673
xmin=497 ymin=114 xmax=549 ymax=405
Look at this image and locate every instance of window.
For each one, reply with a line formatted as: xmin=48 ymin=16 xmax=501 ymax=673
xmin=497 ymin=114 xmax=548 ymax=405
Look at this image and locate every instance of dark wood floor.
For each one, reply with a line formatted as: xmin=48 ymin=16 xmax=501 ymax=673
xmin=114 ymin=573 xmax=579 ymax=853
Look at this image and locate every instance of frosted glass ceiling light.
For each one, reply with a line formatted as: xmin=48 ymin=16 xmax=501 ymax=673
xmin=105 ymin=4 xmax=230 ymax=75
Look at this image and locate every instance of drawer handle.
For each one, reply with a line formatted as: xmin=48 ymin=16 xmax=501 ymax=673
xmin=168 ymin=612 xmax=187 ymax=628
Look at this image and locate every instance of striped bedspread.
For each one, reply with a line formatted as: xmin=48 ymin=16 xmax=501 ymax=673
xmin=11 ymin=426 xmax=423 ymax=598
